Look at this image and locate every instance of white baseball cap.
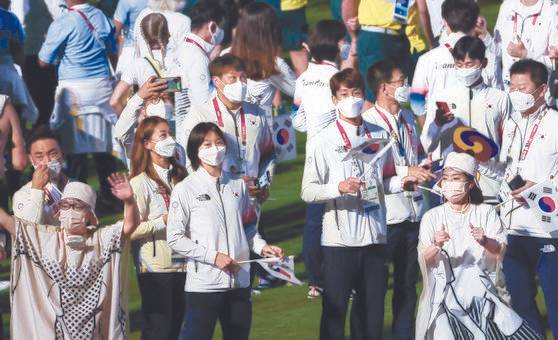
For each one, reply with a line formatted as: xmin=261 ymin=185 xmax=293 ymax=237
xmin=61 ymin=182 xmax=97 ymax=209
xmin=443 ymin=152 xmax=478 ymax=178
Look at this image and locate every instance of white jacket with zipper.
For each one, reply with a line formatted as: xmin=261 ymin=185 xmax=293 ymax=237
xmin=166 ymin=167 xmax=267 ymax=292
xmin=363 ymin=106 xmax=428 ymax=224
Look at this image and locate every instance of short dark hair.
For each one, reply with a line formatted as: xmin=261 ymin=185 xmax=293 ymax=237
xmin=330 ymin=68 xmax=364 ymax=96
xmin=366 ymin=60 xmax=406 ymax=96
xmin=26 ymin=125 xmax=61 ymax=154
xmin=442 ymin=0 xmax=479 ymax=34
xmin=209 ymin=53 xmax=245 ymax=77
xmin=510 ymin=59 xmax=549 ymax=87
xmin=190 ymin=0 xmax=226 ymax=32
xmin=187 ymin=122 xmax=227 ymax=170
xmin=307 ymin=20 xmax=346 ymax=63
xmin=452 ymin=36 xmax=486 ymax=61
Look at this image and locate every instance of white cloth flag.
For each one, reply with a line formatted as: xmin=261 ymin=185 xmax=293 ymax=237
xmin=521 ymin=179 xmax=558 ymax=228
xmin=257 ymin=255 xmax=302 ymax=285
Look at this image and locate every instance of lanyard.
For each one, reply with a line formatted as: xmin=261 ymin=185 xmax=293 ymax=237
xmin=71 ymin=8 xmax=95 ymax=31
xmin=509 ymin=109 xmax=547 ymax=162
xmin=513 ymin=12 xmax=539 ymax=36
xmin=335 ymin=120 xmax=372 ymax=150
xmin=144 ymin=56 xmax=163 ymax=77
xmin=375 ymin=107 xmax=415 ymax=158
xmin=212 ymin=97 xmax=246 ymax=146
xmin=185 ymin=37 xmax=207 ymax=55
xmin=158 ymin=185 xmax=170 ymax=209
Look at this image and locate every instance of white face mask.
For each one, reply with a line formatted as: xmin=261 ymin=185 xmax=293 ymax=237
xmin=337 ymin=96 xmax=364 ymax=118
xmin=441 ymin=180 xmax=468 ymax=201
xmin=59 ymin=208 xmax=87 ymax=233
xmin=339 ymin=42 xmax=351 ymax=60
xmin=154 ymin=136 xmax=177 ymax=158
xmin=47 ymin=159 xmax=63 ymax=179
xmin=392 ymin=84 xmax=410 ymax=103
xmin=211 ymin=25 xmax=224 ymax=46
xmin=509 ymin=87 xmax=541 ymax=113
xmin=455 ymin=67 xmax=482 ymax=87
xmin=198 ymin=145 xmax=226 ymax=166
xmin=222 ymin=80 xmax=247 ymax=103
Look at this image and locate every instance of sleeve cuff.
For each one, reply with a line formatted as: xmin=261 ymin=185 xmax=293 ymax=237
xmin=152 ymin=216 xmax=167 ymax=232
xmin=395 ymin=165 xmax=409 ymax=177
xmin=30 ymin=188 xmax=45 ymax=202
xmin=253 ymin=238 xmax=267 ymax=256
xmin=128 ymin=93 xmax=144 ymax=108
xmin=326 ymin=182 xmax=342 ymax=199
xmin=204 ymin=248 xmax=218 ymax=266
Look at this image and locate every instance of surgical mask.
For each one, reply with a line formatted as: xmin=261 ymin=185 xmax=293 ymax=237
xmin=146 ymin=100 xmax=173 ymax=121
xmin=154 ymin=136 xmax=177 ymax=158
xmin=392 ymin=84 xmax=410 ymax=103
xmin=47 ymin=159 xmax=63 ymax=179
xmin=455 ymin=67 xmax=482 ymax=87
xmin=509 ymin=87 xmax=541 ymax=113
xmin=60 ymin=208 xmax=87 ymax=233
xmin=222 ymin=80 xmax=247 ymax=102
xmin=337 ymin=96 xmax=363 ymax=118
xmin=211 ymin=26 xmax=224 ymax=46
xmin=198 ymin=145 xmax=226 ymax=166
xmin=340 ymin=42 xmax=351 ymax=60
xmin=440 ymin=181 xmax=467 ymax=201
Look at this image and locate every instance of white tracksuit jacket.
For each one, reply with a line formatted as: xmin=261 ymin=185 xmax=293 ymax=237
xmin=166 ymin=167 xmax=267 ymax=292
xmin=301 ymin=118 xmax=396 ymax=247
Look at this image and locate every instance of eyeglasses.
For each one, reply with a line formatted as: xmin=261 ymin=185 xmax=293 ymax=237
xmin=59 ymin=200 xmax=89 ymax=212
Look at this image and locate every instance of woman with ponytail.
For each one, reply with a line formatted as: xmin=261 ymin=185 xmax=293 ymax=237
xmin=129 ymin=116 xmax=188 ymax=340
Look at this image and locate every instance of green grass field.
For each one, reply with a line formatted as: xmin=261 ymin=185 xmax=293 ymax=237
xmin=1 ymin=0 xmax=553 ymax=339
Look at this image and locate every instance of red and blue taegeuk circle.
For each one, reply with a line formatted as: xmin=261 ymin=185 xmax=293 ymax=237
xmin=362 ymin=143 xmax=381 ymax=154
xmin=276 ymin=128 xmax=290 ymax=145
xmin=538 ymin=196 xmax=557 ymax=214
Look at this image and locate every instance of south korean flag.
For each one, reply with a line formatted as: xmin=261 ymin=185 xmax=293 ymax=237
xmin=521 ymin=180 xmax=558 ymax=228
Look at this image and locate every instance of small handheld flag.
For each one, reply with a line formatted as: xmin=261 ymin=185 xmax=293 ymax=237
xmin=257 ymin=256 xmax=302 ymax=285
xmin=453 ymin=126 xmax=498 ymax=162
xmin=342 ymin=138 xmax=391 ymax=163
xmin=520 ymin=180 xmax=558 ymax=228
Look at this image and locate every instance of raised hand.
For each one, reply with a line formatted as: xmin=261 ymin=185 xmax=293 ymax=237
xmin=108 ymin=173 xmax=134 ymax=202
xmin=137 ymin=76 xmax=168 ymax=101
xmin=507 ymin=35 xmax=528 ymax=59
xmin=31 ymin=164 xmax=50 ymax=189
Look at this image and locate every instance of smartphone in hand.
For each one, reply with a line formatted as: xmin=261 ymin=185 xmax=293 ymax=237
xmin=161 ymin=77 xmax=182 ymax=93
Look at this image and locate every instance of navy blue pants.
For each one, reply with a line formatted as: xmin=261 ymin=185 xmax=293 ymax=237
xmin=303 ymin=203 xmax=324 ymax=287
xmin=320 ymin=245 xmax=388 ymax=340
xmin=180 ymin=288 xmax=251 ymax=340
xmin=386 ymin=221 xmax=419 ymax=340
xmin=503 ymin=235 xmax=558 ymax=339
